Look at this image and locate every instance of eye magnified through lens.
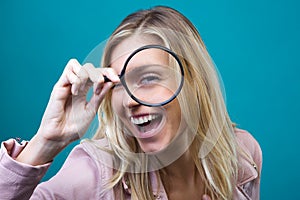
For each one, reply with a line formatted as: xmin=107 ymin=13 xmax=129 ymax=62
xmin=105 ymin=45 xmax=184 ymax=107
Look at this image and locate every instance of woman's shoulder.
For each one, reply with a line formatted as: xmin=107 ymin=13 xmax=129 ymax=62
xmin=52 ymin=138 xmax=112 ymax=182
xmin=234 ymin=128 xmax=262 ymax=163
xmin=234 ymin=128 xmax=262 ymax=188
xmin=36 ymin=138 xmax=115 ymax=199
xmin=74 ymin=138 xmax=113 ymax=169
xmin=55 ymin=138 xmax=114 ymax=186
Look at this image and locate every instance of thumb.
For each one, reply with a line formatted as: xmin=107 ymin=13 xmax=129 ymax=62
xmin=202 ymin=194 xmax=212 ymax=200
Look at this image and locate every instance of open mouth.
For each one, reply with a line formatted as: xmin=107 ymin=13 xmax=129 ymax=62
xmin=130 ymin=114 xmax=164 ymax=138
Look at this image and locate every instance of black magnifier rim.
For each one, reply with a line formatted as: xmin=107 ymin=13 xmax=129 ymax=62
xmin=119 ymin=44 xmax=184 ymax=107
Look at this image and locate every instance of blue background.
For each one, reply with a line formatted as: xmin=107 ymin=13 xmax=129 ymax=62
xmin=1 ymin=0 xmax=299 ymax=199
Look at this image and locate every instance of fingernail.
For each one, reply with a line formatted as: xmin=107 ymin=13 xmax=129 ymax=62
xmin=114 ymin=74 xmax=120 ymax=81
xmin=72 ymin=88 xmax=78 ymax=96
xmin=95 ymin=88 xmax=100 ymax=95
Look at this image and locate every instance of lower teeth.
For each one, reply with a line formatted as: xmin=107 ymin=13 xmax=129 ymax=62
xmin=137 ymin=116 xmax=161 ymax=133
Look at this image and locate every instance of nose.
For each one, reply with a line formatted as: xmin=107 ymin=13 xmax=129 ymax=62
xmin=122 ymin=89 xmax=140 ymax=109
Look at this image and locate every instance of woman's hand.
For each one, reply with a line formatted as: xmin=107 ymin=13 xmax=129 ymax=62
xmin=16 ymin=59 xmax=119 ymax=165
xmin=39 ymin=59 xmax=118 ymax=144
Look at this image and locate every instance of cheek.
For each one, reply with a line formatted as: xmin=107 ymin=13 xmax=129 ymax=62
xmin=111 ymin=92 xmax=121 ymax=114
xmin=166 ymin=100 xmax=183 ymax=131
xmin=111 ymin=90 xmax=126 ymax=120
xmin=168 ymin=100 xmax=182 ymax=119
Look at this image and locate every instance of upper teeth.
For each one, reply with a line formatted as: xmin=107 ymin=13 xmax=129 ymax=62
xmin=131 ymin=114 xmax=158 ymax=125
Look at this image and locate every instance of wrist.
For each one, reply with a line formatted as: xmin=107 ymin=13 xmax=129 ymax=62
xmin=15 ymin=133 xmax=67 ymax=166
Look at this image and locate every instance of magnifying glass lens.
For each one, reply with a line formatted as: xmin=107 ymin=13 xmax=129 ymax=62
xmin=117 ymin=45 xmax=184 ymax=107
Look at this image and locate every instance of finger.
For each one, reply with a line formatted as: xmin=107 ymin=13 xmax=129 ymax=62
xmin=100 ymin=68 xmax=119 ymax=83
xmin=83 ymin=63 xmax=119 ymax=83
xmin=57 ymin=59 xmax=82 ymax=87
xmin=69 ymin=73 xmax=82 ymax=95
xmin=83 ymin=63 xmax=102 ymax=83
xmin=87 ymin=82 xmax=113 ymax=112
xmin=67 ymin=59 xmax=89 ymax=95
xmin=82 ymin=63 xmax=103 ymax=94
xmin=77 ymin=67 xmax=90 ymax=93
xmin=93 ymin=68 xmax=120 ymax=95
xmin=82 ymin=64 xmax=119 ymax=96
xmin=56 ymin=59 xmax=83 ymax=95
xmin=57 ymin=69 xmax=81 ymax=96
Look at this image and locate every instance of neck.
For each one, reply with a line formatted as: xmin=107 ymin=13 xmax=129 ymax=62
xmin=161 ymin=150 xmax=197 ymax=183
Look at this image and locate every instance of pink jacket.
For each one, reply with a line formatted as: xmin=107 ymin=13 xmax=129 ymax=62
xmin=0 ymin=129 xmax=262 ymax=199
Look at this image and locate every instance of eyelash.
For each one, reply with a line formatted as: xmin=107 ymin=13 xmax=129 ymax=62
xmin=139 ymin=74 xmax=160 ymax=85
xmin=113 ymin=82 xmax=122 ymax=89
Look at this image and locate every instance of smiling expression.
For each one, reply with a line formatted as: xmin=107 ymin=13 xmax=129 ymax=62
xmin=110 ymin=36 xmax=185 ymax=153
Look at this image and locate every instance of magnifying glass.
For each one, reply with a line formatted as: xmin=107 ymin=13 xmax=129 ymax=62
xmin=105 ymin=45 xmax=184 ymax=107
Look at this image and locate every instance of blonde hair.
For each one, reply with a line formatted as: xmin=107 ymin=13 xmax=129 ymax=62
xmin=92 ymin=6 xmax=238 ymax=199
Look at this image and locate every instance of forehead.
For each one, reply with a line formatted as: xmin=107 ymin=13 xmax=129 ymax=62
xmin=110 ymin=36 xmax=166 ymax=74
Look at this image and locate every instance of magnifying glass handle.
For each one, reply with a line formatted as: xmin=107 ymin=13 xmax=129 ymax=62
xmin=103 ymin=76 xmax=111 ymax=83
xmin=103 ymin=75 xmax=121 ymax=83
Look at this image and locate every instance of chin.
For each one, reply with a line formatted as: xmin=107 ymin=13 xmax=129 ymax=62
xmin=138 ymin=139 xmax=169 ymax=153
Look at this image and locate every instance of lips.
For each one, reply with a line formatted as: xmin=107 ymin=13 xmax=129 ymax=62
xmin=129 ymin=114 xmax=164 ymax=138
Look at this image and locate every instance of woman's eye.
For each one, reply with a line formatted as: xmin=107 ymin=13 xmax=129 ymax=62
xmin=140 ymin=74 xmax=160 ymax=85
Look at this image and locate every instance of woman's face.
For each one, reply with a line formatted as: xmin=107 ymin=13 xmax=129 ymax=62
xmin=110 ymin=36 xmax=184 ymax=153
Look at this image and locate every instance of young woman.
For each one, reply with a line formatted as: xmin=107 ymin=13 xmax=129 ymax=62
xmin=0 ymin=6 xmax=262 ymax=200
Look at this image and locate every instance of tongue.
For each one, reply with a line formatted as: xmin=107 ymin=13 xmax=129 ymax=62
xmin=138 ymin=117 xmax=161 ymax=133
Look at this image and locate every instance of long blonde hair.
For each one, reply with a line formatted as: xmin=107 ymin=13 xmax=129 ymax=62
xmin=93 ymin=6 xmax=238 ymax=199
